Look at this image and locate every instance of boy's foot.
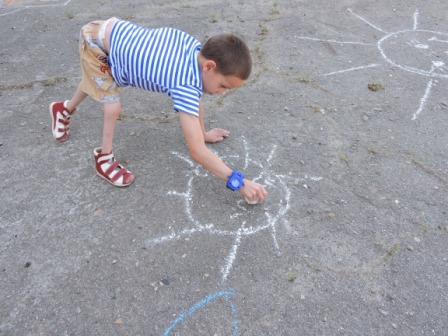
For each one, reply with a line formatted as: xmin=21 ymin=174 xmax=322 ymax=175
xmin=94 ymin=147 xmax=135 ymax=187
xmin=50 ymin=101 xmax=75 ymax=142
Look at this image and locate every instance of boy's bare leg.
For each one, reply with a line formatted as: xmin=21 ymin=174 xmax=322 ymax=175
xmin=101 ymin=101 xmax=121 ymax=154
xmin=94 ymin=100 xmax=134 ymax=187
xmin=66 ymin=82 xmax=88 ymax=112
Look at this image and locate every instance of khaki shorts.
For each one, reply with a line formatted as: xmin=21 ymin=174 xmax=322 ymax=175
xmin=79 ymin=20 xmax=120 ymax=104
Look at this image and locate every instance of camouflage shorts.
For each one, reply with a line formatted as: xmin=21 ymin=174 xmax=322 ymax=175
xmin=79 ymin=20 xmax=120 ymax=104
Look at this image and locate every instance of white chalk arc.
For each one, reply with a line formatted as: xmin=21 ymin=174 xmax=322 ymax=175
xmin=378 ymin=29 xmax=448 ymax=79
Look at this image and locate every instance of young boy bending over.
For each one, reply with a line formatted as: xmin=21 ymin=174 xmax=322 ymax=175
xmin=50 ymin=18 xmax=267 ymax=203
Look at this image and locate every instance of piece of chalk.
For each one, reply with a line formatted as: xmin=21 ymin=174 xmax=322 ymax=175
xmin=245 ymin=197 xmax=259 ymax=205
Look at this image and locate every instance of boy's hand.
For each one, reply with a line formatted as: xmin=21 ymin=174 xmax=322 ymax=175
xmin=205 ymin=128 xmax=229 ymax=143
xmin=239 ymin=179 xmax=268 ymax=204
xmin=178 ymin=112 xmax=267 ymax=203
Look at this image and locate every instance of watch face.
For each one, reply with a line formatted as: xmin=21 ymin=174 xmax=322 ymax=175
xmin=231 ymin=179 xmax=239 ymax=188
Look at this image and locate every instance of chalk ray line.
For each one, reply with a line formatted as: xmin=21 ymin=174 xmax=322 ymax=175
xmin=325 ymin=64 xmax=380 ymax=76
xmin=222 ymin=230 xmax=243 ymax=281
xmin=413 ymin=9 xmax=419 ymax=30
xmin=348 ymin=8 xmax=388 ymax=34
xmin=296 ymin=36 xmax=374 ymax=46
xmin=412 ymin=79 xmax=434 ymax=120
xmin=147 ymin=214 xmax=281 ymax=245
xmin=266 ymin=212 xmax=280 ymax=251
xmin=0 ymin=0 xmax=72 ymax=17
xmin=221 ymin=175 xmax=290 ymax=281
xmin=267 ymin=145 xmax=277 ymax=162
xmin=429 ymin=37 xmax=448 ymax=44
xmin=243 ymin=138 xmax=249 ymax=170
xmin=162 ymin=289 xmax=238 ymax=336
xmin=0 ymin=0 xmax=72 ymax=8
xmin=0 ymin=8 xmax=21 ymax=16
xmin=147 ymin=197 xmax=291 ymax=245
xmin=268 ymin=176 xmax=292 ymax=251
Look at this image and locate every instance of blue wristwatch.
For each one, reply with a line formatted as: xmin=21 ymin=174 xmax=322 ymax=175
xmin=227 ymin=170 xmax=245 ymax=191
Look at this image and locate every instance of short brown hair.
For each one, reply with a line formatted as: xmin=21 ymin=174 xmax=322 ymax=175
xmin=200 ymin=33 xmax=252 ymax=80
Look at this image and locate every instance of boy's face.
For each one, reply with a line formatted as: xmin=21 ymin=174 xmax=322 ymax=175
xmin=201 ymin=66 xmax=244 ymax=95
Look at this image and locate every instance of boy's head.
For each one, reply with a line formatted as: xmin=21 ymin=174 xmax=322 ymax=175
xmin=201 ymin=33 xmax=252 ymax=80
xmin=199 ymin=33 xmax=252 ymax=95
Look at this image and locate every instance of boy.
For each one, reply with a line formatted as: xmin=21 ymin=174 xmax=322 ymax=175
xmin=50 ymin=18 xmax=267 ymax=204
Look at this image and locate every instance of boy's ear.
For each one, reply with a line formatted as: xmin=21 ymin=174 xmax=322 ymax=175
xmin=203 ymin=60 xmax=217 ymax=72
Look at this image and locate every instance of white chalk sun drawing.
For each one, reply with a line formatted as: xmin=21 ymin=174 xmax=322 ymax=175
xmin=146 ymin=137 xmax=322 ymax=282
xmin=297 ymin=8 xmax=448 ymax=120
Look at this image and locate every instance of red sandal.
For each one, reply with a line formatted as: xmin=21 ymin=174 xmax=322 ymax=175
xmin=94 ymin=147 xmax=135 ymax=187
xmin=50 ymin=101 xmax=76 ymax=142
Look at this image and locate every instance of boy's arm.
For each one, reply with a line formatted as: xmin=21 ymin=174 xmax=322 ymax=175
xmin=179 ymin=111 xmax=267 ymax=203
xmin=199 ymin=98 xmax=230 ymax=144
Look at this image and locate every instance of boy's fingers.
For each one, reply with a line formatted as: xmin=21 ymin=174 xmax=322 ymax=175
xmin=258 ymin=186 xmax=267 ymax=202
xmin=212 ymin=128 xmax=229 ymax=137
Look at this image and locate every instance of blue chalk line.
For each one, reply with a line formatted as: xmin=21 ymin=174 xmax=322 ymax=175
xmin=162 ymin=289 xmax=238 ymax=336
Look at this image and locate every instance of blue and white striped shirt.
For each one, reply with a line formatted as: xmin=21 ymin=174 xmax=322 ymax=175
xmin=109 ymin=20 xmax=203 ymax=116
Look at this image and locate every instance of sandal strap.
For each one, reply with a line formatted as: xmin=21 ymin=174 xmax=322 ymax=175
xmin=96 ymin=152 xmax=114 ymax=163
xmin=63 ymin=101 xmax=77 ymax=117
xmin=55 ymin=114 xmax=70 ymax=130
xmin=104 ymin=161 xmax=128 ymax=182
xmin=63 ymin=108 xmax=76 ymax=119
xmin=93 ymin=148 xmax=134 ymax=186
xmin=57 ymin=119 xmax=70 ymax=133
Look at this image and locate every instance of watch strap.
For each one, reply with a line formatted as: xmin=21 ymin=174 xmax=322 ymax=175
xmin=226 ymin=170 xmax=245 ymax=191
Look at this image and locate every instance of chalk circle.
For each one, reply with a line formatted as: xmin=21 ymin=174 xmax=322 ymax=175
xmin=186 ymin=149 xmax=290 ymax=235
xmin=378 ymin=30 xmax=448 ymax=79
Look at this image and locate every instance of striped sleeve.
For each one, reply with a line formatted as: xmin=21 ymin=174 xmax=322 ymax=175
xmin=169 ymin=86 xmax=201 ymax=117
